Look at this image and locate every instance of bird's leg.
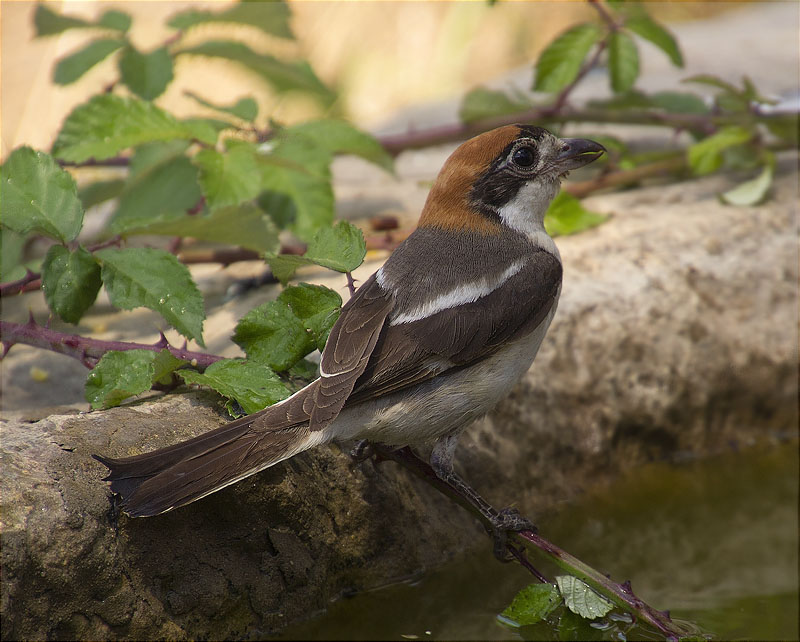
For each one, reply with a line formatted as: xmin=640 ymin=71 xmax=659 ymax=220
xmin=430 ymin=434 xmax=536 ymax=561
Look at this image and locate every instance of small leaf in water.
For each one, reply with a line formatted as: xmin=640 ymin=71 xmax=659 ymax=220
xmin=719 ymin=162 xmax=774 ymax=206
xmin=499 ymin=583 xmax=561 ymax=626
xmin=555 ymin=575 xmax=614 ymax=619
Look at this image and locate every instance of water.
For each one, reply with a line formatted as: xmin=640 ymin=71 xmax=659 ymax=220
xmin=277 ymin=442 xmax=798 ymax=640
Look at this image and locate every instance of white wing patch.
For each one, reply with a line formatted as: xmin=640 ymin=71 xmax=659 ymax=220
xmin=390 ymin=259 xmax=528 ymax=326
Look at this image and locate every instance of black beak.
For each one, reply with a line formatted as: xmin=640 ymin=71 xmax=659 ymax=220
xmin=554 ymin=138 xmax=606 ymax=172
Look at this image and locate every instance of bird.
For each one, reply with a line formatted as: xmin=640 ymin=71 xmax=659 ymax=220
xmin=94 ymin=124 xmax=605 ymax=555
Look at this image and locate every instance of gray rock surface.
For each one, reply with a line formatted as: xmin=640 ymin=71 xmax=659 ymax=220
xmin=2 ymin=155 xmax=797 ymax=639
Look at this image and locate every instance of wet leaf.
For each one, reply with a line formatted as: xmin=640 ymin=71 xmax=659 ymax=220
xmin=556 ymin=576 xmax=614 ymax=619
xmin=500 ymin=583 xmax=562 ymax=626
xmin=41 ymin=245 xmax=102 ymax=323
xmin=86 ymin=349 xmax=162 ymax=409
xmin=95 ymin=248 xmax=206 ymax=346
xmin=179 ymin=359 xmax=291 ymax=415
xmin=1 ymin=147 xmax=84 ymax=242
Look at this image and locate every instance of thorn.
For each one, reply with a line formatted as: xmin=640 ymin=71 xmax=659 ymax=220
xmin=27 ymin=310 xmax=36 ymax=327
xmin=181 ymin=339 xmax=188 ymax=350
xmin=155 ymin=332 xmax=170 ymax=349
xmin=621 ymin=580 xmax=633 ymax=593
xmin=660 ymin=609 xmax=672 ymax=620
xmin=1 ymin=342 xmax=12 ymax=359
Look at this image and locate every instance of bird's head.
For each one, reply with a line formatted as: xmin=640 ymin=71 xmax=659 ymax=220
xmin=418 ymin=124 xmax=605 ymax=237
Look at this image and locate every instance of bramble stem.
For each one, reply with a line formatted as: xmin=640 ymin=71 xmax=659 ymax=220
xmin=0 ymin=319 xmax=223 ymax=369
xmin=371 ymin=444 xmax=692 ymax=641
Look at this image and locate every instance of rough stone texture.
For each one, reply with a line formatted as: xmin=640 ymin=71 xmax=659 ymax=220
xmin=2 ymin=157 xmax=797 ymax=639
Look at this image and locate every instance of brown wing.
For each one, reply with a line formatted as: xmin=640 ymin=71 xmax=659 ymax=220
xmin=348 ymin=250 xmax=562 ymax=404
xmin=308 ymin=274 xmax=394 ymax=430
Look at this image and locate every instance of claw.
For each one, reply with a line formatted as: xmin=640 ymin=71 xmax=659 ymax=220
xmin=489 ymin=507 xmax=537 ymax=561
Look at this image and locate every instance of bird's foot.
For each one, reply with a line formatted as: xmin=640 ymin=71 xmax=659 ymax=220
xmin=489 ymin=507 xmax=537 ymax=561
xmin=349 ymin=439 xmax=375 ymax=464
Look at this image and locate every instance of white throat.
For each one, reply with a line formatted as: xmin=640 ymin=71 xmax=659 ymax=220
xmin=497 ymin=179 xmax=561 ymax=257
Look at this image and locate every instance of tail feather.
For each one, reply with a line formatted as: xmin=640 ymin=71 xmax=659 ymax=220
xmin=94 ymin=388 xmax=324 ymax=517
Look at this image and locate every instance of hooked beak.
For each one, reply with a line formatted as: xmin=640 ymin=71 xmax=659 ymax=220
xmin=553 ymin=138 xmax=606 ymax=175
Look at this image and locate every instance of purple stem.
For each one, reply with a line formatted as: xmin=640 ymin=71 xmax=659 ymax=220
xmin=0 ymin=319 xmax=223 ymax=369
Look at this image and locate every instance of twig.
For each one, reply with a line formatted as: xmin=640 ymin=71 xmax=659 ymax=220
xmin=371 ymin=444 xmax=692 ymax=641
xmin=345 ymin=272 xmax=356 ymax=297
xmin=564 ymin=155 xmax=687 ymax=197
xmin=0 ymin=318 xmax=223 ymax=369
xmin=0 ymin=270 xmax=42 ymax=297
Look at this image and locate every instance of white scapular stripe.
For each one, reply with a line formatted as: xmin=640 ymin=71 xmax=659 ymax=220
xmin=390 ymin=259 xmax=527 ymax=326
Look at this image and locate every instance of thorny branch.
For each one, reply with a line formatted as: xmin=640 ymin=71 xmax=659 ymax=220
xmin=371 ymin=445 xmax=694 ymax=641
xmin=0 ymin=317 xmax=223 ymax=369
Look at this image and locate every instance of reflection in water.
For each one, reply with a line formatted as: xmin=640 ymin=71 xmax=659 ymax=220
xmin=276 ymin=442 xmax=799 ymax=641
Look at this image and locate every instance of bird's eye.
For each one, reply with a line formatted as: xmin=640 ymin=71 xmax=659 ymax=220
xmin=512 ymin=146 xmax=536 ymax=168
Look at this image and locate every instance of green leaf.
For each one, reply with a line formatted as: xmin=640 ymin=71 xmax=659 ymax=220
xmin=720 ymin=162 xmax=774 ymax=206
xmin=185 ymin=92 xmax=259 ymax=122
xmin=264 ymin=221 xmax=366 ymax=283
xmin=555 ymin=576 xmax=613 ymax=619
xmin=41 ymin=245 xmax=102 ymax=324
xmin=52 ymin=95 xmax=217 ymax=163
xmin=682 ymin=74 xmax=741 ymax=96
xmin=533 ymin=23 xmax=602 ymax=93
xmin=176 ymin=41 xmax=335 ymax=106
xmin=687 ymin=126 xmax=753 ymax=175
xmin=179 ymin=359 xmax=291 ymax=415
xmin=53 ymin=38 xmax=126 ymax=85
xmin=97 ymin=10 xmax=132 ymax=32
xmin=168 ymin=1 xmax=293 ymax=39
xmin=34 ymin=4 xmax=92 ymax=36
xmin=625 ymin=14 xmax=683 ymax=67
xmin=95 ymin=248 xmax=206 ymax=345
xmin=233 ymin=302 xmax=313 ymax=372
xmin=766 ymin=115 xmax=799 ymax=144
xmin=650 ymin=91 xmax=708 ymax=114
xmin=151 ymin=349 xmax=188 ymax=385
xmin=283 ymin=120 xmax=394 ymax=173
xmin=608 ymin=31 xmax=639 ymax=93
xmin=194 ymin=143 xmax=262 ymax=209
xmin=544 ymin=192 xmax=607 ymax=237
xmin=0 ymin=228 xmax=25 ymax=281
xmin=587 ymin=90 xmax=652 ymax=111
xmin=85 ymin=349 xmax=160 ymax=409
xmin=258 ymin=140 xmax=334 ymax=240
xmin=233 ymin=283 xmax=341 ymax=370
xmin=129 ymin=202 xmax=280 ymax=254
xmin=110 ymin=155 xmax=201 ymax=234
xmin=459 ymin=87 xmax=532 ymax=124
xmin=278 ymin=283 xmax=342 ymax=351
xmin=119 ymin=45 xmax=174 ymax=100
xmin=500 ymin=583 xmax=562 ymax=626
xmin=78 ymin=178 xmax=126 ymax=210
xmin=1 ymin=147 xmax=84 ymax=242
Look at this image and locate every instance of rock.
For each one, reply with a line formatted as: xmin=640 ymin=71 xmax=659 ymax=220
xmin=2 ymin=158 xmax=797 ymax=639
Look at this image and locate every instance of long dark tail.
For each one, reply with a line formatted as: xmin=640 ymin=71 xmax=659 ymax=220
xmin=94 ymin=398 xmax=322 ymax=517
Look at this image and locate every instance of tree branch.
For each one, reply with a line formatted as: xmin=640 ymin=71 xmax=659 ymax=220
xmin=0 ymin=318 xmax=224 ymax=369
xmin=371 ymin=445 xmax=693 ymax=641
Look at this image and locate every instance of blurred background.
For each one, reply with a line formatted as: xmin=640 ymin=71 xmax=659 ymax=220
xmin=1 ymin=1 xmax=761 ymax=159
